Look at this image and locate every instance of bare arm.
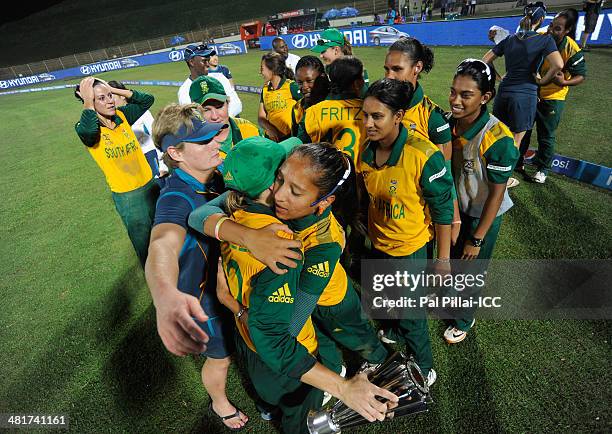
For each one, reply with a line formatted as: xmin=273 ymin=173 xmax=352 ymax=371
xmin=482 ymin=50 xmax=498 ymax=65
xmin=145 ymin=223 xmax=209 ymax=355
xmin=201 ymin=213 xmax=302 ymax=274
xmin=552 ymin=72 xmax=585 ymax=87
xmin=535 ymin=51 xmax=564 ymax=86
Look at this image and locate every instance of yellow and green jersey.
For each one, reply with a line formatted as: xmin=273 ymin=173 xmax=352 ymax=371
xmin=261 ymin=78 xmax=301 ymax=138
xmin=290 ymin=208 xmax=348 ymax=307
xmin=75 ymin=90 xmax=154 ymax=193
xmin=402 ymin=82 xmax=452 ymax=146
xmin=297 ymin=93 xmax=365 ymax=168
xmin=450 ymin=110 xmax=518 ymax=217
xmin=220 ymin=201 xmax=318 ymax=377
xmin=291 ymin=98 xmax=307 ymax=137
xmin=539 ymin=36 xmax=586 ymax=101
xmin=218 ymin=117 xmax=263 ymax=160
xmin=359 ymin=124 xmax=454 ymax=256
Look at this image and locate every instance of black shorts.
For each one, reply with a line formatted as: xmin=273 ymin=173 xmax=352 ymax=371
xmin=584 ymin=3 xmax=599 ymax=33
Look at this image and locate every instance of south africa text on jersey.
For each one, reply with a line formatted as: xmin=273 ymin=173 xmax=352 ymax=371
xmin=105 ymin=140 xmax=140 ymax=159
xmin=370 ymin=194 xmax=406 ymax=220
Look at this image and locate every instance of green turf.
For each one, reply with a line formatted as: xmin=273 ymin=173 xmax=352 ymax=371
xmin=0 ymin=47 xmax=610 ymax=433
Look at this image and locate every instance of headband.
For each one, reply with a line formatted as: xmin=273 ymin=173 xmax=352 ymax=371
xmin=310 ymin=153 xmax=352 ymax=207
xmin=457 ymin=58 xmax=492 ymax=81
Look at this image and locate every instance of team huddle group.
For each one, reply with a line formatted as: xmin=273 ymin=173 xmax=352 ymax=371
xmin=73 ymin=3 xmax=586 ymax=431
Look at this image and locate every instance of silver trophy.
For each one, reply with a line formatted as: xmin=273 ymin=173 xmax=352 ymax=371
xmin=307 ymin=352 xmax=432 ymax=434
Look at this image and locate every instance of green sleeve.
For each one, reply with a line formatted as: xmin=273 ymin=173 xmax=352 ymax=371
xmin=296 ymin=118 xmax=312 ymax=143
xmin=249 ymin=261 xmax=317 ymax=379
xmin=289 ymin=81 xmax=302 ymax=100
xmin=291 ymin=105 xmax=299 ymax=137
xmin=363 ymin=69 xmax=370 ymax=84
xmin=300 ymin=244 xmax=341 ymax=297
xmin=118 ymin=90 xmax=155 ymax=125
xmin=420 ymin=151 xmax=454 ymax=225
xmin=566 ymin=51 xmax=587 ymax=77
xmin=289 ymin=244 xmax=341 ymax=336
xmin=427 ymin=108 xmax=452 ymax=145
xmin=74 ymin=109 xmax=100 ymax=147
xmin=445 ymin=160 xmax=457 ymax=200
xmin=187 ymin=191 xmax=229 ymax=235
xmin=483 ymin=137 xmax=519 ymax=184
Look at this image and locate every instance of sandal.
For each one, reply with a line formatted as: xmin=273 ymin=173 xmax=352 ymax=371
xmin=208 ymin=400 xmax=248 ymax=431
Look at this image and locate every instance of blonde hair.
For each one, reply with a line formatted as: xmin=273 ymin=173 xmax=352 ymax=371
xmin=226 ymin=191 xmax=249 ymax=216
xmin=340 ymin=36 xmax=353 ymax=55
xmin=152 ymin=103 xmax=203 ymax=168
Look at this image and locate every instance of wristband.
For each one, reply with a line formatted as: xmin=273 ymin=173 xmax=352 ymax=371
xmin=236 ymin=306 xmax=247 ymax=319
xmin=434 ymin=258 xmax=450 ymax=263
xmin=214 ymin=216 xmax=230 ymax=241
xmin=452 ymin=220 xmax=462 ymax=224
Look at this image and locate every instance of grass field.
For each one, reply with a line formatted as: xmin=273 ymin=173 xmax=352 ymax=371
xmin=0 ymin=47 xmax=610 ymax=433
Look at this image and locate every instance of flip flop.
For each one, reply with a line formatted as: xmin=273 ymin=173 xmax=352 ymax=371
xmin=208 ymin=400 xmax=248 ymax=431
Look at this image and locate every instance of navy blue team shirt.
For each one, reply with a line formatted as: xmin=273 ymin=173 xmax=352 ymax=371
xmin=153 ymin=168 xmax=224 ymax=303
xmin=493 ymin=31 xmax=558 ymax=94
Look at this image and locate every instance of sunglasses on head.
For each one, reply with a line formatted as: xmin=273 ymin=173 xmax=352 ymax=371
xmin=185 ymin=44 xmax=211 ymax=56
xmin=316 ymin=38 xmax=333 ymax=46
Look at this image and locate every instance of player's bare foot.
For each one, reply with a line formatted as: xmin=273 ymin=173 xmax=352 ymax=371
xmin=209 ymin=399 xmax=248 ymax=430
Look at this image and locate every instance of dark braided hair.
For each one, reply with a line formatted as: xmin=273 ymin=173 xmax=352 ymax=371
xmin=327 ymin=56 xmax=363 ymax=97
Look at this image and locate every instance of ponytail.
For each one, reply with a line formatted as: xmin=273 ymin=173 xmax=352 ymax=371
xmin=389 ymin=37 xmax=434 ymax=75
xmin=262 ymin=52 xmax=294 ymax=80
xmin=341 ymin=36 xmax=353 ymax=55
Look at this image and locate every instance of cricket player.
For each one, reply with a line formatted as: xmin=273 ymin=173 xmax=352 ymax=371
xmin=297 ymin=56 xmax=366 ymax=168
xmin=360 ymin=79 xmax=455 ymax=383
xmin=522 ymin=9 xmax=587 ymax=183
xmin=189 ymin=75 xmax=262 ymax=161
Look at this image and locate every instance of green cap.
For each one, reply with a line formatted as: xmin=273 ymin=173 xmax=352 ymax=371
xmin=189 ymin=75 xmax=227 ymax=105
xmin=310 ymin=28 xmax=345 ymax=53
xmin=223 ymin=136 xmax=302 ymax=198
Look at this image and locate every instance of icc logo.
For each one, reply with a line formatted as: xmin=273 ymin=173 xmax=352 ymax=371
xmin=0 ymin=81 xmax=7 ymax=88
xmin=292 ymin=34 xmax=309 ymax=49
xmin=80 ymin=65 xmax=91 ymax=75
xmin=169 ymin=50 xmax=183 ymax=62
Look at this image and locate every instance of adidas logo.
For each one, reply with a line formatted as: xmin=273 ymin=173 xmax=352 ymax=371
xmin=268 ymin=283 xmax=294 ymax=303
xmin=224 ymin=171 xmax=233 ymax=181
xmin=307 ymin=261 xmax=330 ymax=278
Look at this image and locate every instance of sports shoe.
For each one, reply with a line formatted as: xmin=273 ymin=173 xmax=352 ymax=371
xmin=377 ymin=329 xmax=397 ymax=344
xmin=256 ymin=404 xmax=278 ymax=421
xmin=443 ymin=319 xmax=476 ymax=344
xmin=514 ymin=164 xmax=526 ymax=175
xmin=506 ymin=177 xmax=520 ymax=188
xmin=322 ymin=365 xmax=347 ymax=405
xmin=427 ymin=369 xmax=437 ymax=387
xmin=532 ymin=171 xmax=547 ymax=184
